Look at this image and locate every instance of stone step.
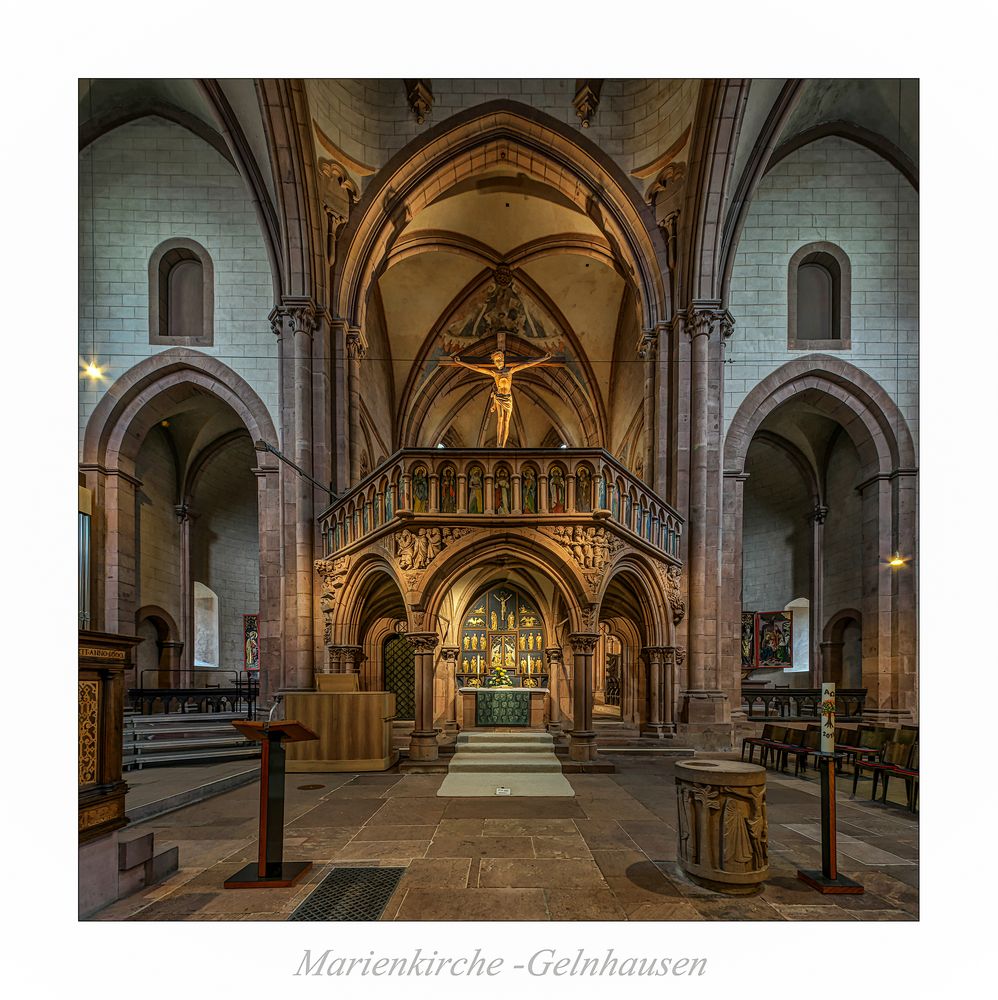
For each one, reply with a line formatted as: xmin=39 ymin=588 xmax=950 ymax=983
xmin=456 ymin=732 xmax=553 ymax=745
xmin=456 ymin=741 xmax=553 ymax=754
xmin=448 ymin=752 xmax=563 ymax=773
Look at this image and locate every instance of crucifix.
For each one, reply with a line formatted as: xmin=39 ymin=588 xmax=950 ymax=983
xmin=444 ymin=345 xmax=564 ymax=447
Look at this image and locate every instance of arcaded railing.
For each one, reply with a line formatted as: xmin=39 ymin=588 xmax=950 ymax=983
xmin=318 ymin=448 xmax=682 ymax=561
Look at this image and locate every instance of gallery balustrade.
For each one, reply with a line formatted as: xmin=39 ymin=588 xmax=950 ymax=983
xmin=318 ymin=448 xmax=682 ymax=562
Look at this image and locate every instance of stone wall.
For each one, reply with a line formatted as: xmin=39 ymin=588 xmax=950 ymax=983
xmin=190 ymin=437 xmax=259 ymax=672
xmin=822 ymin=433 xmax=863 ymax=630
xmin=727 ymin=136 xmax=918 ymax=446
xmin=305 ymin=78 xmax=698 ymax=199
xmin=741 ymin=442 xmax=811 ymax=612
xmin=78 ymin=117 xmax=277 ymax=452
xmin=135 ymin=427 xmax=182 ymax=626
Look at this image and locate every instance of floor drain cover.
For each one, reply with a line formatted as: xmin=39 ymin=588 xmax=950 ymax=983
xmin=297 ymin=784 xmax=325 ymax=790
xmin=289 ymin=866 xmax=406 ymax=921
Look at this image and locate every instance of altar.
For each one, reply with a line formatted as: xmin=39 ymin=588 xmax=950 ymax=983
xmin=459 ymin=686 xmax=548 ymax=729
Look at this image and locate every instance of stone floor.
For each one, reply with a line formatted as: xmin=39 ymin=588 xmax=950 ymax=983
xmin=91 ymin=754 xmax=917 ymax=921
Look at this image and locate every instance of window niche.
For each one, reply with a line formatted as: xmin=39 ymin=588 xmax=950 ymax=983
xmin=787 ymin=241 xmax=850 ymax=350
xmin=149 ymin=238 xmax=214 ymax=346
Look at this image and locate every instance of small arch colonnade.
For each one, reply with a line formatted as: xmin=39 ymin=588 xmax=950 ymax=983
xmin=320 ymin=448 xmax=683 ymax=560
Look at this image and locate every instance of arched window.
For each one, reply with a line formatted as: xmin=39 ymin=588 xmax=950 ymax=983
xmin=193 ymin=581 xmax=219 ymax=668
xmin=149 ymin=238 xmax=214 ymax=346
xmin=788 ymin=241 xmax=850 ymax=350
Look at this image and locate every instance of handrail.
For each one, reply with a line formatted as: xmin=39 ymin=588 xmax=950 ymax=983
xmin=318 ymin=447 xmax=683 ymax=561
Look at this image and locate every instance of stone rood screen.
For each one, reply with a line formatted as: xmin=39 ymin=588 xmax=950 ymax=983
xmin=317 ymin=447 xmax=683 ymax=562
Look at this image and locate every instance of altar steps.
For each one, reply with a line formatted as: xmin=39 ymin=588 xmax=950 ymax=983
xmin=437 ymin=732 xmax=575 ymax=797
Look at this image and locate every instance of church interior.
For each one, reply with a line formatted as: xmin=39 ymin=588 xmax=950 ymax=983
xmin=76 ymin=76 xmax=919 ymax=923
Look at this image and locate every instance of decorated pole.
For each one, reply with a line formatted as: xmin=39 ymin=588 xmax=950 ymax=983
xmin=797 ymin=682 xmax=864 ymax=894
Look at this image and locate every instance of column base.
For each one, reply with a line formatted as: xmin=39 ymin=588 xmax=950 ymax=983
xmin=679 ymin=689 xmax=729 ymax=724
xmin=861 ymin=707 xmax=915 ymax=724
xmin=443 ymin=720 xmax=460 ymax=735
xmin=569 ymin=730 xmax=598 ymax=761
xmin=407 ymin=731 xmax=439 ymax=762
xmin=640 ymin=723 xmax=676 ymax=739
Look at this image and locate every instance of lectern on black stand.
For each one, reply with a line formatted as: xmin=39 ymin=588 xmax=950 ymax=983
xmin=224 ymin=720 xmax=318 ymax=889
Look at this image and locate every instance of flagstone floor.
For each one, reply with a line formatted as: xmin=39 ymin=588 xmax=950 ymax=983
xmin=91 ymin=755 xmax=917 ymax=922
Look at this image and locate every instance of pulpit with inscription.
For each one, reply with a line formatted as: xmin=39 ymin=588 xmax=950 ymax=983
xmin=78 ymin=630 xmax=141 ymax=917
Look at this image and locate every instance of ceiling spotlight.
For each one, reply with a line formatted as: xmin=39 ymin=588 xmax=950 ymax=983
xmin=82 ymin=360 xmax=103 ymax=380
xmin=888 ymin=551 xmax=905 ymax=568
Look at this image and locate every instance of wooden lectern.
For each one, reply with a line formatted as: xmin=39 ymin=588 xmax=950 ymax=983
xmin=224 ymin=720 xmax=318 ymax=889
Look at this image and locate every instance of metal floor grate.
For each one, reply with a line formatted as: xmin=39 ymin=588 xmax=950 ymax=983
xmin=289 ymin=866 xmax=406 ymax=921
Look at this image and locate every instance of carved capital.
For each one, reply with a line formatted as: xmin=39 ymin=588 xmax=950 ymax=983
xmin=685 ymin=305 xmax=734 ymax=342
xmin=637 ymin=331 xmax=657 ymax=360
xmin=568 ymin=632 xmax=601 ymax=654
xmin=346 ymin=330 xmax=367 ymax=361
xmin=573 ymin=79 xmax=603 ymax=128
xmin=811 ymin=504 xmax=829 ymax=525
xmin=404 ymin=79 xmax=433 ymax=124
xmin=440 ymin=646 xmax=461 ymax=666
xmin=544 ymin=646 xmax=564 ymax=667
xmin=269 ymin=301 xmax=318 ymax=338
xmin=174 ymin=502 xmax=194 ymax=523
xmin=405 ymin=631 xmax=439 ymax=654
xmin=642 ymin=645 xmax=670 ymax=666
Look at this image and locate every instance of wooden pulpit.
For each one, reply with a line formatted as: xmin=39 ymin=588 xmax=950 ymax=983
xmin=224 ymin=720 xmax=318 ymax=889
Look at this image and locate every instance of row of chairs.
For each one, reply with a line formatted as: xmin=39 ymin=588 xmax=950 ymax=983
xmin=741 ymin=724 xmax=920 ymax=811
xmin=852 ymin=741 xmax=919 ymax=812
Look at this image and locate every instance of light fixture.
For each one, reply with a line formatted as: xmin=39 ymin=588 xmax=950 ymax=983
xmin=82 ymin=78 xmax=103 ymax=384
xmin=559 ymin=442 xmax=568 ymax=449
xmin=436 ymin=442 xmax=445 ymax=449
xmin=889 ymin=552 xmax=905 ymax=568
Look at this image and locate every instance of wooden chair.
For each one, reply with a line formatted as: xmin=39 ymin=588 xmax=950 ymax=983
xmin=880 ymin=743 xmax=919 ymax=812
xmin=741 ymin=723 xmax=775 ymax=764
xmin=852 ymin=741 xmax=918 ymax=810
xmin=781 ymin=727 xmax=821 ymax=778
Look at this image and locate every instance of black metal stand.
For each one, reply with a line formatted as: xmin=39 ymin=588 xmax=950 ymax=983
xmin=797 ymin=753 xmax=864 ymax=894
xmin=224 ymin=729 xmax=312 ymax=889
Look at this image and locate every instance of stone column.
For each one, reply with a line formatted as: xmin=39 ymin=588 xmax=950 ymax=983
xmin=440 ymin=646 xmax=461 ymax=733
xmin=346 ymin=331 xmax=365 ymax=484
xmin=640 ymin=646 xmax=668 ymax=738
xmin=567 ymin=474 xmax=576 ymax=512
xmin=680 ymin=305 xmax=732 ymax=733
xmin=174 ymin=502 xmax=195 ymax=688
xmin=457 ymin=472 xmax=468 ymax=513
xmin=429 ymin=472 xmax=440 ymax=513
xmin=568 ymin=633 xmax=600 ymax=761
xmin=640 ymin=333 xmax=657 ymax=485
xmin=406 ymin=632 xmax=440 ymax=761
xmin=544 ymin=646 xmax=564 ymax=731
xmin=484 ymin=472 xmax=495 ymax=515
xmin=811 ymin=504 xmax=828 ymax=684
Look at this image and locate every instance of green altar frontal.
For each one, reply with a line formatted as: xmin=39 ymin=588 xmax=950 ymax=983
xmin=475 ymin=688 xmax=531 ymax=726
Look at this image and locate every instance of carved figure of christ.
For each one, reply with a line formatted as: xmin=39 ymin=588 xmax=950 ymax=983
xmin=445 ymin=350 xmax=554 ymax=447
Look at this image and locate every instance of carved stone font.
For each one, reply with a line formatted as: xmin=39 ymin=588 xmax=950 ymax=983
xmin=674 ymin=760 xmax=768 ymax=895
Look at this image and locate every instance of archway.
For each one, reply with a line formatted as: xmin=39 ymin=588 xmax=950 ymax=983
xmin=82 ymin=350 xmax=282 ymax=696
xmin=722 ymin=356 xmax=916 ymax=721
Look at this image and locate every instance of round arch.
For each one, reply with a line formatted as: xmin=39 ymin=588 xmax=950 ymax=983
xmin=333 ymin=101 xmax=670 ymax=339
xmin=721 ymin=356 xmax=917 ymax=721
xmin=81 ymin=350 xmax=282 ymax=695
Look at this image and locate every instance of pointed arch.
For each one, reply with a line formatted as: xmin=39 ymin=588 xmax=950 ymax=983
xmin=333 ymin=101 xmax=669 ymax=338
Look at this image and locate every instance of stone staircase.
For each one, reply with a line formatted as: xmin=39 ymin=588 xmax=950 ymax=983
xmin=437 ymin=731 xmax=575 ymax=797
xmin=123 ymin=712 xmax=261 ymax=770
